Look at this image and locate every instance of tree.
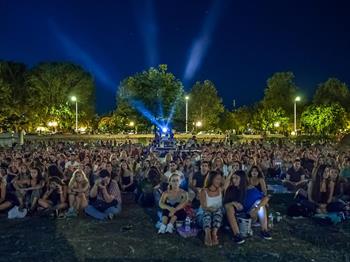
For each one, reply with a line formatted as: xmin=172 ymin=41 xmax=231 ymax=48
xmin=0 ymin=61 xmax=29 ymax=131
xmin=218 ymin=110 xmax=234 ymax=131
xmin=252 ymin=106 xmax=289 ymax=132
xmin=301 ymin=103 xmax=347 ymax=135
xmin=116 ymin=64 xmax=184 ymax=131
xmin=232 ymin=106 xmax=254 ymax=133
xmin=313 ymin=78 xmax=350 ymax=111
xmin=262 ymin=72 xmax=298 ymax=115
xmin=188 ymin=80 xmax=224 ymax=130
xmin=26 ymin=62 xmax=95 ymax=130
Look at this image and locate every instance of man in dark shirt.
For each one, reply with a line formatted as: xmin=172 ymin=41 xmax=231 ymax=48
xmin=283 ymin=159 xmax=307 ymax=192
xmin=189 ymin=161 xmax=210 ymax=207
xmin=300 ymin=151 xmax=315 ymax=178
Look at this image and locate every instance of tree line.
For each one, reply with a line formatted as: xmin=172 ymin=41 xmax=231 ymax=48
xmin=1 ymin=60 xmax=349 ymax=136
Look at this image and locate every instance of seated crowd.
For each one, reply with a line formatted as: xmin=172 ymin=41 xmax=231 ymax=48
xmin=0 ymin=139 xmax=349 ymax=246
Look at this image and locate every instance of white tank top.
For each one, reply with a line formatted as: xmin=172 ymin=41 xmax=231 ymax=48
xmin=205 ymin=190 xmax=222 ymax=209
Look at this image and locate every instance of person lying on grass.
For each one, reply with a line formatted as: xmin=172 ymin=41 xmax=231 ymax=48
xmin=158 ymin=173 xmax=188 ymax=234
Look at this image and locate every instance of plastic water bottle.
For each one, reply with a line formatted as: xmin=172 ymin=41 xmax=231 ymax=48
xmin=185 ymin=216 xmax=191 ymax=232
xmin=268 ymin=213 xmax=274 ymax=228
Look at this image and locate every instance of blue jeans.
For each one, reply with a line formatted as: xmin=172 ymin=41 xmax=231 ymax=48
xmin=85 ymin=204 xmax=121 ymax=220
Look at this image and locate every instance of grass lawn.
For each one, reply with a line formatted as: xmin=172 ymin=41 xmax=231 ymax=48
xmin=0 ymin=196 xmax=349 ymax=262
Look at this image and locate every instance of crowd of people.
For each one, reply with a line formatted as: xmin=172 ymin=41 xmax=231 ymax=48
xmin=0 ymin=138 xmax=349 ymax=246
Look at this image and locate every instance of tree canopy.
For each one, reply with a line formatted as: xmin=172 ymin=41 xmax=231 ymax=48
xmin=313 ymin=78 xmax=350 ymax=112
xmin=115 ymin=64 xmax=184 ymax=131
xmin=0 ymin=61 xmax=95 ymax=131
xmin=188 ymin=80 xmax=224 ymax=130
xmin=301 ymin=103 xmax=347 ymax=135
xmin=262 ymin=72 xmax=299 ymax=115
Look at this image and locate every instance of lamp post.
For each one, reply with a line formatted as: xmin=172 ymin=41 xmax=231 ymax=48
xmin=294 ymin=96 xmax=301 ymax=134
xmin=71 ymin=96 xmax=78 ymax=133
xmin=185 ymin=95 xmax=189 ymax=133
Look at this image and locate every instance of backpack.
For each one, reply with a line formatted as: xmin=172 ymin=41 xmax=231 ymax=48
xmin=287 ymin=203 xmax=314 ymax=217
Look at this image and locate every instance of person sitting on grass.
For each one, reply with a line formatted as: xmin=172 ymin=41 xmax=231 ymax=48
xmin=158 ymin=173 xmax=189 ymax=234
xmin=224 ymin=170 xmax=271 ymax=244
xmin=13 ymin=164 xmax=31 ymax=211
xmin=283 ymin=159 xmax=307 ymax=192
xmin=25 ymin=166 xmax=45 ymax=214
xmin=85 ymin=169 xmax=121 ymax=220
xmin=306 ymin=165 xmax=335 ymax=214
xmin=120 ymin=160 xmax=136 ymax=192
xmin=66 ymin=169 xmax=89 ymax=217
xmin=38 ymin=176 xmax=67 ymax=218
xmin=200 ymin=171 xmax=223 ymax=246
xmin=247 ymin=166 xmax=267 ymax=196
xmin=0 ymin=168 xmax=12 ymax=212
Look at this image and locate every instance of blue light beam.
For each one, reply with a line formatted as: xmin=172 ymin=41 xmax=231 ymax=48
xmin=183 ymin=0 xmax=223 ymax=84
xmin=133 ymin=0 xmax=159 ymax=67
xmin=49 ymin=21 xmax=116 ymax=89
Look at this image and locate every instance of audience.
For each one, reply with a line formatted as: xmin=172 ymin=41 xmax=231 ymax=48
xmin=0 ymin=138 xmax=349 ymax=246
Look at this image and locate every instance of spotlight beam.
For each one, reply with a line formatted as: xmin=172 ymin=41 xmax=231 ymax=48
xmin=49 ymin=20 xmax=115 ymax=89
xmin=183 ymin=0 xmax=223 ymax=83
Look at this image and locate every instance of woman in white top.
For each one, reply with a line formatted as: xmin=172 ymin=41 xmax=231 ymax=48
xmin=200 ymin=171 xmax=223 ymax=246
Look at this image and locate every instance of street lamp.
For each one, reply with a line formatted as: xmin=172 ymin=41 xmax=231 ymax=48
xmin=71 ymin=96 xmax=78 ymax=133
xmin=294 ymin=96 xmax=301 ymax=134
xmin=185 ymin=95 xmax=189 ymax=133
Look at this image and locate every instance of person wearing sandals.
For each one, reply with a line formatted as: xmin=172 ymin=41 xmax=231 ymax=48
xmin=200 ymin=171 xmax=223 ymax=246
xmin=158 ymin=173 xmax=188 ymax=234
xmin=66 ymin=169 xmax=89 ymax=217
xmin=224 ymin=170 xmax=271 ymax=244
xmin=38 ymin=176 xmax=68 ymax=218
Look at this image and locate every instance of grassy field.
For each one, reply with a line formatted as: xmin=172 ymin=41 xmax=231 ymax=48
xmin=1 ymin=195 xmax=349 ymax=262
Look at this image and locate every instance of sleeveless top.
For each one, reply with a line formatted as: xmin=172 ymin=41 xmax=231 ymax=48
xmin=166 ymin=193 xmax=183 ymax=206
xmin=205 ymin=190 xmax=222 ymax=209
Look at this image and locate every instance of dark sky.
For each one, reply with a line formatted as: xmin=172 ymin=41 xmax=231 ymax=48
xmin=1 ymin=0 xmax=350 ymax=114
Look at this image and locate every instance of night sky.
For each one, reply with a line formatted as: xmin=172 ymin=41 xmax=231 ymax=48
xmin=1 ymin=0 xmax=350 ymax=114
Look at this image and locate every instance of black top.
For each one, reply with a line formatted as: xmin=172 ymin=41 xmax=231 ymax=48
xmin=192 ymin=172 xmax=207 ymax=188
xmin=287 ymin=167 xmax=305 ymax=183
xmin=301 ymin=158 xmax=314 ymax=174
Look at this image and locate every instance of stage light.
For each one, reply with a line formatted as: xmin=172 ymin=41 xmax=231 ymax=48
xmin=162 ymin=127 xmax=168 ymax=133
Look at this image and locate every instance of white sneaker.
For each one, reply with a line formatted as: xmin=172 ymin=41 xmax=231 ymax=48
xmin=166 ymin=223 xmax=174 ymax=234
xmin=17 ymin=208 xmax=28 ymax=219
xmin=8 ymin=206 xmax=19 ymax=219
xmin=158 ymin=224 xmax=167 ymax=234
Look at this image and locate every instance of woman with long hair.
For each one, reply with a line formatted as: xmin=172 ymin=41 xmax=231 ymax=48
xmin=307 ymin=165 xmax=335 ymax=214
xmin=25 ymin=166 xmax=45 ymax=213
xmin=158 ymin=173 xmax=188 ymax=234
xmin=247 ymin=166 xmax=267 ymax=195
xmin=200 ymin=171 xmax=223 ymax=246
xmin=66 ymin=169 xmax=90 ymax=217
xmin=120 ymin=160 xmax=136 ymax=192
xmin=224 ymin=170 xmax=271 ymax=244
